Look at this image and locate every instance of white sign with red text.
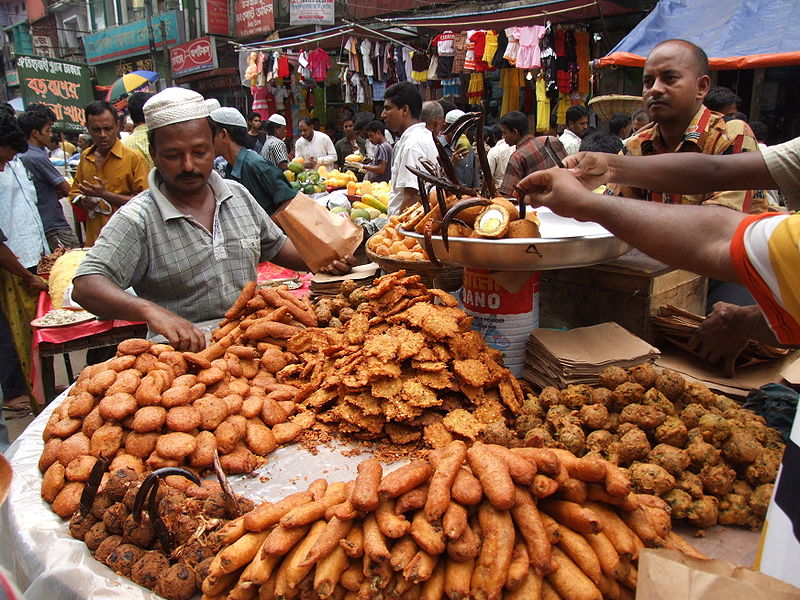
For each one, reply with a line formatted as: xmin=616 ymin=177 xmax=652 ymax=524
xmin=170 ymin=36 xmax=218 ymax=78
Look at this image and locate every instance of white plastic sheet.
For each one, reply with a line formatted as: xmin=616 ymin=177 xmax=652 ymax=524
xmin=0 ymin=390 xmax=394 ymax=599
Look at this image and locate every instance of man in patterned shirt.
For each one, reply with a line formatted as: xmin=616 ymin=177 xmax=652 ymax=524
xmin=612 ymin=39 xmax=767 ymax=214
xmin=73 ymin=88 xmax=353 ymax=352
xmin=498 ymin=110 xmax=567 ymax=197
xmin=260 ymin=114 xmax=289 ymax=172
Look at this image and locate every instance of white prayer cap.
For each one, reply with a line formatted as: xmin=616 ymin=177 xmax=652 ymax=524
xmin=267 ymin=113 xmax=286 ymax=126
xmin=210 ymin=107 xmax=247 ymax=129
xmin=144 ymin=88 xmax=209 ymax=130
xmin=204 ymin=98 xmax=221 ymax=112
xmin=445 ymin=109 xmax=466 ymax=124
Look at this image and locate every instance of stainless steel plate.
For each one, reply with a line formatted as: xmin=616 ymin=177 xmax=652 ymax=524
xmin=400 ymin=208 xmax=631 ymax=271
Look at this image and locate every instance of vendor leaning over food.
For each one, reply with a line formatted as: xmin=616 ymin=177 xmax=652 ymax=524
xmin=69 ymin=100 xmax=149 ymax=246
xmin=72 ymin=88 xmax=354 ymax=352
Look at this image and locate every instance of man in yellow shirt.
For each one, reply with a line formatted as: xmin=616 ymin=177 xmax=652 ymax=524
xmin=70 ymin=100 xmax=149 ymax=246
xmin=121 ymin=92 xmax=154 ymax=170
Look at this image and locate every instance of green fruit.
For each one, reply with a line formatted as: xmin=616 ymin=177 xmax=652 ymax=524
xmin=330 ymin=206 xmax=349 ymax=214
xmin=307 ymin=171 xmax=321 ymax=183
xmin=290 ymin=181 xmax=302 ymax=191
xmin=288 ymin=161 xmax=304 ymax=174
xmin=314 ymin=184 xmax=325 ymax=194
xmin=365 ymin=207 xmax=382 ymax=220
xmin=296 ymin=171 xmax=309 ymax=183
xmin=303 ymin=183 xmax=316 ymax=194
xmin=350 ymin=208 xmax=371 ymax=221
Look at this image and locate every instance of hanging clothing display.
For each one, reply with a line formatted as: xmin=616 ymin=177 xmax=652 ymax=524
xmin=536 ymin=77 xmax=550 ymax=133
xmin=308 ymin=48 xmax=331 ymax=82
xmin=499 ymin=68 xmax=523 ymax=115
xmin=514 ymin=25 xmax=546 ymax=69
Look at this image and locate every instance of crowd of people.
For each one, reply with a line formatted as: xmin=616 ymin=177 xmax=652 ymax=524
xmin=1 ymin=37 xmax=798 ymax=455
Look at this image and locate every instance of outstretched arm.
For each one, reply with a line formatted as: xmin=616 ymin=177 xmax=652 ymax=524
xmin=562 ymin=151 xmax=778 ymax=194
xmin=73 ymin=274 xmax=206 ymax=351
xmin=516 ymin=168 xmax=746 ymax=283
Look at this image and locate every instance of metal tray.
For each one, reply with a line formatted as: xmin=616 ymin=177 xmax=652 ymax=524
xmin=400 ymin=207 xmax=631 ymax=271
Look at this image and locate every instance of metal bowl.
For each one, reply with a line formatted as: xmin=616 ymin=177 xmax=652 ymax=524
xmin=400 ymin=208 xmax=631 ymax=271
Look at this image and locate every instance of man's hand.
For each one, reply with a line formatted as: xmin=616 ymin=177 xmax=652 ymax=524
xmin=305 ymin=157 xmax=317 ymax=169
xmin=143 ymin=304 xmax=206 ymax=352
xmin=75 ymin=194 xmax=100 ymax=211
xmin=23 ymin=272 xmax=48 ymax=293
xmin=77 ymin=176 xmax=109 ymax=200
xmin=688 ymin=302 xmax=753 ymax=377
xmin=318 ymin=254 xmax=357 ymax=275
xmin=451 ymin=146 xmax=469 ymax=164
xmin=515 ymin=167 xmax=600 ymax=221
xmin=561 ymin=152 xmax=614 ymax=190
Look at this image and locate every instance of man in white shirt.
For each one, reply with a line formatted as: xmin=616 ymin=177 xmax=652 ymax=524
xmin=558 ymin=105 xmax=589 ymax=155
xmin=487 ymin=135 xmax=515 ymax=193
xmin=381 ymin=82 xmax=437 ymax=214
xmin=294 ymin=117 xmax=337 ymax=169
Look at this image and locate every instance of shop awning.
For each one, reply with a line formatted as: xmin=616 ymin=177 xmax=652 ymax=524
xmin=597 ymin=0 xmax=800 ymax=70
xmin=377 ymin=0 xmax=637 ymax=30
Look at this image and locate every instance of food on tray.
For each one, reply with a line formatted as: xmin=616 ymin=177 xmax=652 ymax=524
xmin=515 ymin=365 xmax=785 ymax=530
xmin=291 ymin=271 xmax=525 ymax=445
xmin=38 ymin=283 xmax=320 ymax=515
xmin=202 ymin=441 xmax=703 ymax=599
xmin=46 ymin=248 xmax=88 ymax=308
xmin=36 ymin=245 xmax=67 ymax=277
xmin=367 ymin=217 xmax=429 ymax=261
xmin=31 ymin=308 xmax=94 ymax=328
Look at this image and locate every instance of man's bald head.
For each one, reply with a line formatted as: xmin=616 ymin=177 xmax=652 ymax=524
xmin=649 ymin=39 xmax=709 ymax=76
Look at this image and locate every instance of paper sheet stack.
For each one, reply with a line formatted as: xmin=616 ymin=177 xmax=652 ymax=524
xmin=524 ymin=322 xmax=661 ymax=389
xmin=309 ymin=263 xmax=380 ymax=298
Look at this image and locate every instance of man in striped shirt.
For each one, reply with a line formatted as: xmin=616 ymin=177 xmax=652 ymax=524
xmin=260 ymin=114 xmax=289 ymax=171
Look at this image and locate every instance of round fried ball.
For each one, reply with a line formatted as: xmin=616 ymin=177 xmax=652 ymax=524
xmin=69 ymin=512 xmax=99 ymax=541
xmin=155 ymin=562 xmax=196 ymax=600
xmin=105 ymin=542 xmax=146 ymax=577
xmin=166 ymin=406 xmax=202 ymax=433
xmin=84 ymin=521 xmax=109 ymax=551
xmin=579 ymin=404 xmax=610 ymax=429
xmin=654 ymin=369 xmax=686 ymax=401
xmin=122 ymin=513 xmax=155 ymax=547
xmin=102 ymin=501 xmax=130 ymax=534
xmin=627 ymin=363 xmax=658 ymax=389
xmin=131 ymin=406 xmax=167 ymax=433
xmin=131 ymin=551 xmax=171 ymax=590
xmin=93 ymin=534 xmax=123 ymax=562
xmin=103 ymin=467 xmax=143 ymax=502
xmin=612 ymin=382 xmax=645 ymax=410
xmin=599 ymin=365 xmax=628 ymax=390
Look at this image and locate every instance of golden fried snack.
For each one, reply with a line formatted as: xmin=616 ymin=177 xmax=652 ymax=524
xmin=584 ymin=531 xmax=622 ymax=579
xmin=410 ymin=511 xmax=446 ymax=555
xmin=281 ymin=483 xmax=349 ymax=528
xmin=39 ymin=438 xmax=62 ymax=473
xmin=67 ymin=391 xmax=95 ymax=419
xmin=403 ymin=550 xmax=438 ymax=584
xmin=424 ymin=440 xmax=466 ymax=521
xmin=471 ymin=502 xmax=515 ymax=600
xmin=130 ymin=406 xmax=167 ymax=433
xmin=446 ymin=519 xmax=481 ymax=563
xmin=363 ymin=514 xmax=391 ymax=562
xmin=351 ymin=459 xmax=383 ymax=512
xmin=466 ymin=442 xmax=515 ymax=510
xmin=378 ymin=460 xmax=433 ymax=499
xmin=444 ymin=558 xmax=474 ymax=600
xmin=442 ymin=501 xmax=468 ymax=540
xmin=504 ymin=540 xmax=530 ymax=592
xmin=486 ymin=444 xmax=537 ymax=486
xmin=451 ymin=468 xmax=483 ymax=506
xmin=155 ymin=432 xmax=197 ymax=460
xmin=531 ymin=474 xmax=560 ymax=499
xmin=375 ymin=498 xmax=411 ymax=539
xmin=42 ymin=462 xmax=66 ymax=502
xmin=313 ymin=545 xmax=349 ymax=598
xmin=166 ymin=405 xmax=202 ymax=432
xmin=583 ymin=502 xmax=637 ymax=559
xmin=511 ymin=487 xmax=552 ymax=576
xmin=539 ymin=500 xmax=602 ymax=535
xmin=57 ymin=432 xmax=91 ymax=466
xmin=52 ymin=481 xmax=84 ymax=519
xmin=107 ymin=369 xmax=141 ymax=395
xmin=396 ymin=485 xmax=429 ymax=515
xmin=509 ymin=447 xmax=560 ymax=475
xmin=188 ymin=430 xmax=217 ymax=468
xmin=124 ymin=431 xmax=159 ymax=458
xmin=65 ymin=455 xmax=97 ymax=482
xmin=244 ymin=491 xmax=314 ymax=532
xmin=245 ymin=420 xmax=277 ymax=457
xmin=547 ymin=547 xmax=602 ymax=600
xmin=272 ymin=411 xmax=315 ymax=445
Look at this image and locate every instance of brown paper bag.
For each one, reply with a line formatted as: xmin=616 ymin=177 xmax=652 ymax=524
xmin=272 ymin=192 xmax=363 ymax=273
xmin=637 ymin=548 xmax=800 ymax=600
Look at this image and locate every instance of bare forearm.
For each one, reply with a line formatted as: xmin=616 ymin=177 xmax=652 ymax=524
xmin=573 ymin=194 xmax=745 ymax=282
xmin=73 ymin=274 xmax=159 ymax=322
xmin=607 ymin=152 xmax=777 ymax=193
xmin=103 ymin=192 xmax=134 ymax=208
xmin=0 ymin=244 xmax=37 ymax=281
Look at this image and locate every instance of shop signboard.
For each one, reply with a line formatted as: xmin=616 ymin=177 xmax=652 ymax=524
xmin=205 ymin=0 xmax=230 ymax=36
xmin=16 ymin=55 xmax=94 ymax=127
xmin=290 ymin=0 xmax=334 ymax=26
xmin=83 ymin=11 xmax=180 ymax=65
xmin=234 ymin=0 xmax=273 ymax=38
xmin=171 ymin=36 xmax=218 ymax=78
xmin=6 ymin=70 xmax=19 ymax=87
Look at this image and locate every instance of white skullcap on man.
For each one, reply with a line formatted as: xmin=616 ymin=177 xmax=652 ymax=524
xmin=267 ymin=113 xmax=286 ymax=126
xmin=210 ymin=107 xmax=248 ymax=129
xmin=144 ymin=87 xmax=209 ymax=130
xmin=445 ymin=109 xmax=466 ymax=124
xmin=204 ymin=98 xmax=221 ymax=112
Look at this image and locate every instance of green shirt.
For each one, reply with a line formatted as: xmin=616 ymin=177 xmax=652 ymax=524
xmin=225 ymin=147 xmax=296 ymax=215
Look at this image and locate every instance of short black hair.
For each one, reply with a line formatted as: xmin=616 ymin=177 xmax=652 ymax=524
xmin=18 ymin=109 xmax=52 ymax=138
xmin=85 ymin=100 xmax=115 ymax=122
xmin=653 ymin=39 xmax=709 ymax=75
xmin=127 ymin=92 xmax=152 ymax=125
xmin=579 ymin=132 xmax=623 ymax=154
xmin=365 ymin=120 xmax=385 ymax=134
xmin=384 ymin=82 xmax=423 ymax=119
xmin=219 ymin=124 xmax=249 ymax=147
xmin=26 ymin=103 xmax=57 ymax=122
xmin=750 ymin=120 xmax=768 ymax=142
xmin=148 ymin=117 xmax=217 ymax=150
xmin=0 ymin=102 xmax=15 ymax=117
xmin=631 ymin=107 xmax=648 ymax=124
xmin=566 ymin=105 xmax=589 ymax=126
xmin=722 ymin=111 xmax=748 ymax=123
xmin=499 ymin=111 xmax=528 ymax=136
xmin=704 ymin=86 xmax=740 ymax=113
xmin=609 ymin=113 xmax=631 ymax=136
xmin=265 ymin=120 xmax=282 ymax=136
xmin=247 ymin=111 xmax=260 ymax=122
xmin=298 ymin=117 xmax=312 ymax=128
xmin=438 ymin=96 xmax=456 ymax=115
xmin=0 ymin=111 xmax=28 ymax=152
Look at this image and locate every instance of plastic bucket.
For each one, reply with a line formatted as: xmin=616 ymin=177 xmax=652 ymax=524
xmin=461 ymin=268 xmax=540 ymax=377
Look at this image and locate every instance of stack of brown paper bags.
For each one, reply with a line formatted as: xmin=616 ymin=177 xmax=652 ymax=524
xmin=309 ymin=263 xmax=380 ymax=298
xmin=524 ymin=322 xmax=660 ymax=389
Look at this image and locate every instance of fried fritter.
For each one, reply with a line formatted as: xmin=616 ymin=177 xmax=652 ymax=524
xmin=627 ymin=363 xmax=658 ymax=389
xmin=697 ymin=413 xmax=731 ymax=446
xmin=579 ymin=404 xmax=611 ymax=430
xmin=617 ymin=427 xmax=651 ymax=466
xmin=722 ymin=430 xmax=762 ymax=465
xmin=642 ymin=388 xmax=676 ymax=415
xmin=443 ymin=409 xmax=484 ymax=439
xmin=649 ymin=443 xmax=690 ymax=476
xmin=745 ymin=449 xmax=783 ymax=486
xmin=554 ymin=423 xmax=586 ymax=455
xmin=619 ymin=404 xmax=667 ymax=430
xmin=613 ymin=381 xmax=645 ymax=410
xmin=598 ymin=365 xmax=629 ymax=390
xmin=586 ymin=430 xmax=615 ymax=455
xmin=749 ymin=483 xmax=774 ymax=517
xmin=662 ymin=488 xmax=692 ymax=519
xmin=699 ymin=462 xmax=736 ymax=496
xmin=453 ymin=359 xmax=491 ymax=387
xmin=628 ymin=461 xmax=675 ymax=495
xmin=686 ymin=495 xmax=719 ymax=528
xmin=676 ymin=471 xmax=704 ymax=499
xmin=654 ymin=369 xmax=686 ymax=401
xmin=718 ymin=493 xmax=757 ymax=528
xmin=686 ymin=438 xmax=721 ymax=471
xmin=654 ymin=416 xmax=688 ymax=448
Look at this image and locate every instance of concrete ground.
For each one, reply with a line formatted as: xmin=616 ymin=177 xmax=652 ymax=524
xmin=4 ymin=349 xmax=87 ymax=445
